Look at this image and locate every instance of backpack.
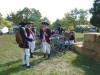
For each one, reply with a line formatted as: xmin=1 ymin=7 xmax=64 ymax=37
xmin=15 ymin=30 xmax=23 ymax=45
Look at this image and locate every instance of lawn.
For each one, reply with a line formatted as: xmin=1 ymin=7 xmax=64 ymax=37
xmin=0 ymin=34 xmax=100 ymax=75
xmin=75 ymin=32 xmax=84 ymax=42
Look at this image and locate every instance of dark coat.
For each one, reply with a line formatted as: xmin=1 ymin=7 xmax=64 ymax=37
xmin=69 ymin=35 xmax=75 ymax=43
xmin=40 ymin=28 xmax=51 ymax=43
xmin=19 ymin=27 xmax=33 ymax=48
xmin=57 ymin=27 xmax=65 ymax=35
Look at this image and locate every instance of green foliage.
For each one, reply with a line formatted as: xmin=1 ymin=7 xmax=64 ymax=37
xmin=0 ymin=13 xmax=3 ymax=25
xmin=54 ymin=8 xmax=89 ymax=31
xmin=78 ymin=9 xmax=88 ymax=20
xmin=96 ymin=28 xmax=100 ymax=32
xmin=41 ymin=17 xmax=50 ymax=24
xmin=3 ymin=19 xmax=13 ymax=28
xmin=0 ymin=13 xmax=12 ymax=28
xmin=62 ymin=13 xmax=74 ymax=31
xmin=69 ymin=8 xmax=79 ymax=28
xmin=77 ymin=19 xmax=88 ymax=25
xmin=52 ymin=19 xmax=63 ymax=28
xmin=69 ymin=8 xmax=88 ymax=28
xmin=6 ymin=7 xmax=42 ymax=30
xmin=90 ymin=0 xmax=100 ymax=28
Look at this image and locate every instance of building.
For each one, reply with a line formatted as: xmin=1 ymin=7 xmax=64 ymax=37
xmin=75 ymin=25 xmax=96 ymax=32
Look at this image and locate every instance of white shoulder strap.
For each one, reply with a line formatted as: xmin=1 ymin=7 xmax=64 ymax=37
xmin=22 ymin=27 xmax=27 ymax=36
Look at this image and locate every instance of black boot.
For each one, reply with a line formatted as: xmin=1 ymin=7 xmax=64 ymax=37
xmin=43 ymin=53 xmax=46 ymax=58
xmin=30 ymin=53 xmax=33 ymax=58
xmin=48 ymin=54 xmax=50 ymax=59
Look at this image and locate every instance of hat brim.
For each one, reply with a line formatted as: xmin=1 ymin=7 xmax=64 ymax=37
xmin=19 ymin=22 xmax=27 ymax=25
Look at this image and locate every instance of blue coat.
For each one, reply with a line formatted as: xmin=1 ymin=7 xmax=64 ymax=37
xmin=19 ymin=27 xmax=32 ymax=48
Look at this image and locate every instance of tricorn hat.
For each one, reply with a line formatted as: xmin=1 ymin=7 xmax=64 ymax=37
xmin=58 ymin=24 xmax=61 ymax=26
xmin=41 ymin=22 xmax=49 ymax=25
xmin=19 ymin=21 xmax=27 ymax=26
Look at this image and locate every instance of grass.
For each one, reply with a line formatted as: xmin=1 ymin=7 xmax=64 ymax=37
xmin=75 ymin=32 xmax=84 ymax=42
xmin=0 ymin=34 xmax=100 ymax=75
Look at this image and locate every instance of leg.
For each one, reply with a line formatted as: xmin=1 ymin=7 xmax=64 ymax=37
xmin=30 ymin=41 xmax=35 ymax=58
xmin=42 ymin=42 xmax=47 ymax=58
xmin=21 ymin=48 xmax=26 ymax=65
xmin=24 ymin=49 xmax=30 ymax=66
xmin=46 ymin=42 xmax=50 ymax=59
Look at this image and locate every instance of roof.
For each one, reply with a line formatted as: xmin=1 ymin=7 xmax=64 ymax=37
xmin=76 ymin=25 xmax=90 ymax=28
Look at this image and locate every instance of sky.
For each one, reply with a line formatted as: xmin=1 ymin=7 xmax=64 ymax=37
xmin=0 ymin=0 xmax=94 ymax=22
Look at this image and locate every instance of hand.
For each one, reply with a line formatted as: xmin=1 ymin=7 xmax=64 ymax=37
xmin=44 ymin=32 xmax=48 ymax=36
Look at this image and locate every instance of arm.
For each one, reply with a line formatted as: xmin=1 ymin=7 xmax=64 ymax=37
xmin=20 ymin=28 xmax=33 ymax=42
xmin=46 ymin=28 xmax=51 ymax=38
xmin=40 ymin=29 xmax=43 ymax=40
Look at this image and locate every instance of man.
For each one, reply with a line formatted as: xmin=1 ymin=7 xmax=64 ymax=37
xmin=19 ymin=21 xmax=33 ymax=68
xmin=40 ymin=22 xmax=51 ymax=59
xmin=57 ymin=24 xmax=65 ymax=35
xmin=27 ymin=22 xmax=35 ymax=58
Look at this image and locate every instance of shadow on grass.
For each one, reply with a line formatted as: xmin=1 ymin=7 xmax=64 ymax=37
xmin=34 ymin=44 xmax=68 ymax=58
xmin=71 ymin=53 xmax=100 ymax=75
xmin=31 ymin=57 xmax=46 ymax=66
xmin=33 ymin=50 xmax=43 ymax=56
xmin=0 ymin=58 xmax=46 ymax=75
xmin=0 ymin=59 xmax=27 ymax=75
xmin=0 ymin=60 xmax=21 ymax=67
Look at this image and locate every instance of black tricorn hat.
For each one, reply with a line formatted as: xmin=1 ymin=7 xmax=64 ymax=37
xmin=41 ymin=22 xmax=49 ymax=25
xmin=58 ymin=24 xmax=61 ymax=26
xmin=19 ymin=21 xmax=27 ymax=25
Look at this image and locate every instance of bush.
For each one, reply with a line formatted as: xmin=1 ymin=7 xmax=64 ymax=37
xmin=96 ymin=28 xmax=100 ymax=32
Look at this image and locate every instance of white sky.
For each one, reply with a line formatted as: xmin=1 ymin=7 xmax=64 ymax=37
xmin=0 ymin=0 xmax=94 ymax=22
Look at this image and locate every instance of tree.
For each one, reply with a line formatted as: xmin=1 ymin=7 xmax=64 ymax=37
xmin=79 ymin=9 xmax=88 ymax=19
xmin=90 ymin=0 xmax=100 ymax=28
xmin=70 ymin=8 xmax=79 ymax=28
xmin=52 ymin=8 xmax=89 ymax=31
xmin=6 ymin=12 xmax=22 ymax=24
xmin=30 ymin=8 xmax=41 ymax=29
xmin=69 ymin=8 xmax=88 ymax=27
xmin=78 ymin=9 xmax=88 ymax=25
xmin=3 ymin=20 xmax=13 ymax=28
xmin=62 ymin=13 xmax=74 ymax=31
xmin=41 ymin=17 xmax=50 ymax=24
xmin=0 ymin=13 xmax=3 ymax=25
xmin=6 ymin=7 xmax=42 ymax=29
xmin=52 ymin=19 xmax=63 ymax=28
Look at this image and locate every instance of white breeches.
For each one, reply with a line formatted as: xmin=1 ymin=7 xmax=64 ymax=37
xmin=21 ymin=48 xmax=30 ymax=66
xmin=29 ymin=41 xmax=35 ymax=53
xmin=42 ymin=42 xmax=50 ymax=54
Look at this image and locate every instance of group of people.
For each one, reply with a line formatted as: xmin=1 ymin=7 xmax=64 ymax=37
xmin=51 ymin=24 xmax=65 ymax=35
xmin=18 ymin=21 xmax=52 ymax=68
xmin=18 ymin=21 xmax=75 ymax=68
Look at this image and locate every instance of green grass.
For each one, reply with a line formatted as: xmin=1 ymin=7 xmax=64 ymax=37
xmin=0 ymin=34 xmax=100 ymax=75
xmin=75 ymin=33 xmax=84 ymax=38
xmin=75 ymin=33 xmax=84 ymax=42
